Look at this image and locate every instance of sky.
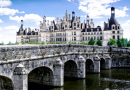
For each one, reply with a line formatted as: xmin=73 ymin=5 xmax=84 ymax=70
xmin=0 ymin=0 xmax=130 ymax=44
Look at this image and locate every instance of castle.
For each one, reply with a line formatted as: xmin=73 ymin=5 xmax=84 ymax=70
xmin=16 ymin=7 xmax=123 ymax=46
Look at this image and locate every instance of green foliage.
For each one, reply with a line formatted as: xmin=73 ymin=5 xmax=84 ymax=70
xmin=41 ymin=42 xmax=45 ymax=45
xmin=15 ymin=42 xmax=19 ymax=45
xmin=127 ymin=40 xmax=130 ymax=47
xmin=22 ymin=41 xmax=25 ymax=44
xmin=117 ymin=38 xmax=128 ymax=47
xmin=28 ymin=41 xmax=40 ymax=44
xmin=88 ymin=37 xmax=95 ymax=45
xmin=69 ymin=42 xmax=71 ymax=44
xmin=51 ymin=42 xmax=54 ymax=44
xmin=107 ymin=39 xmax=116 ymax=45
xmin=7 ymin=41 xmax=12 ymax=45
xmin=60 ymin=42 xmax=62 ymax=44
xmin=47 ymin=42 xmax=50 ymax=44
xmin=56 ymin=42 xmax=59 ymax=44
xmin=0 ymin=42 xmax=4 ymax=45
xmin=96 ymin=39 xmax=102 ymax=46
xmin=80 ymin=42 xmax=88 ymax=45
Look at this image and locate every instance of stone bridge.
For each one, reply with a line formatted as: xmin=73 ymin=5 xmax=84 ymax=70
xmin=0 ymin=44 xmax=129 ymax=90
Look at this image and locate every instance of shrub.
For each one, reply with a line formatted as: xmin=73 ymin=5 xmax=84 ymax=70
xmin=47 ymin=42 xmax=50 ymax=44
xmin=107 ymin=39 xmax=116 ymax=46
xmin=15 ymin=42 xmax=19 ymax=45
xmin=22 ymin=41 xmax=25 ymax=44
xmin=88 ymin=38 xmax=95 ymax=45
xmin=0 ymin=42 xmax=4 ymax=45
xmin=41 ymin=42 xmax=45 ymax=45
xmin=96 ymin=39 xmax=102 ymax=46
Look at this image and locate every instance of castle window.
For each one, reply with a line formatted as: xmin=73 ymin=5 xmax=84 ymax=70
xmin=117 ymin=35 xmax=120 ymax=39
xmin=100 ymin=32 xmax=102 ymax=35
xmin=100 ymin=36 xmax=102 ymax=40
xmin=91 ymin=33 xmax=93 ymax=35
xmin=88 ymin=33 xmax=90 ymax=35
xmin=113 ymin=35 xmax=115 ymax=39
xmin=83 ymin=37 xmax=84 ymax=41
xmin=51 ymin=34 xmax=53 ymax=37
xmin=112 ymin=31 xmax=115 ymax=34
xmin=74 ymin=37 xmax=76 ymax=41
xmin=65 ymin=25 xmax=67 ymax=28
xmin=94 ymin=32 xmax=96 ymax=35
xmin=113 ymin=26 xmax=114 ymax=29
xmin=74 ymin=27 xmax=76 ymax=29
xmin=88 ymin=37 xmax=90 ymax=40
xmin=74 ymin=23 xmax=76 ymax=26
xmin=83 ymin=33 xmax=84 ymax=35
xmin=72 ymin=37 xmax=73 ymax=41
xmin=86 ymin=33 xmax=87 ymax=35
xmin=72 ymin=32 xmax=73 ymax=35
xmin=118 ymin=26 xmax=120 ymax=29
xmin=74 ymin=32 xmax=76 ymax=35
xmin=52 ymin=26 xmax=53 ymax=29
xmin=86 ymin=37 xmax=87 ymax=40
xmin=94 ymin=36 xmax=96 ymax=40
xmin=117 ymin=31 xmax=120 ymax=34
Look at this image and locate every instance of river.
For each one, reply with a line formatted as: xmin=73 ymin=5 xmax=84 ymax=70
xmin=28 ymin=69 xmax=130 ymax=90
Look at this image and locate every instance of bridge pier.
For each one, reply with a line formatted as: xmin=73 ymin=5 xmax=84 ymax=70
xmin=77 ymin=56 xmax=86 ymax=78
xmin=104 ymin=55 xmax=111 ymax=69
xmin=13 ymin=64 xmax=28 ymax=90
xmin=53 ymin=58 xmax=63 ymax=87
xmin=93 ymin=55 xmax=100 ymax=73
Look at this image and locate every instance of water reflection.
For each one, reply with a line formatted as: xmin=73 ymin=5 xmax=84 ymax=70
xmin=29 ymin=69 xmax=130 ymax=90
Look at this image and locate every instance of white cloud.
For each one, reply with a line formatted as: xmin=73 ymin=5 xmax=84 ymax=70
xmin=0 ymin=0 xmax=12 ymax=7
xmin=122 ymin=20 xmax=130 ymax=39
xmin=0 ymin=8 xmax=25 ymax=16
xmin=0 ymin=19 xmax=3 ymax=23
xmin=67 ymin=0 xmax=72 ymax=2
xmin=4 ymin=25 xmax=19 ymax=33
xmin=0 ymin=27 xmax=2 ymax=30
xmin=10 ymin=14 xmax=55 ymax=25
xmin=77 ymin=0 xmax=128 ymax=18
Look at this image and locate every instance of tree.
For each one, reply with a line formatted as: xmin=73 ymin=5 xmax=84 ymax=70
xmin=7 ymin=41 xmax=12 ymax=45
xmin=96 ymin=39 xmax=102 ymax=46
xmin=107 ymin=39 xmax=116 ymax=45
xmin=88 ymin=37 xmax=95 ymax=45
xmin=22 ymin=41 xmax=25 ymax=44
xmin=0 ymin=42 xmax=4 ymax=45
xmin=117 ymin=38 xmax=128 ymax=47
xmin=127 ymin=40 xmax=130 ymax=47
xmin=15 ymin=42 xmax=19 ymax=45
xmin=41 ymin=42 xmax=45 ymax=45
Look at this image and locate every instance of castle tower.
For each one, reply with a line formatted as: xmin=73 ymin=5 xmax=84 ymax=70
xmin=72 ymin=11 xmax=75 ymax=21
xmin=86 ymin=15 xmax=90 ymax=28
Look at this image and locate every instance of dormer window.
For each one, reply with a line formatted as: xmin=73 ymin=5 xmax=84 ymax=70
xmin=113 ymin=26 xmax=115 ymax=29
xmin=118 ymin=26 xmax=120 ymax=29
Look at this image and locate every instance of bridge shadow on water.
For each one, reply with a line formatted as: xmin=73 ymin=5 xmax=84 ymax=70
xmin=28 ymin=82 xmax=58 ymax=90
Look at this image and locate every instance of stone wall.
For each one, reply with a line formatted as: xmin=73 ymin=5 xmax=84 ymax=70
xmin=110 ymin=47 xmax=130 ymax=68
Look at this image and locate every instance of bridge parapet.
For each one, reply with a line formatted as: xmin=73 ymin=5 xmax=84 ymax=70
xmin=0 ymin=44 xmax=110 ymax=62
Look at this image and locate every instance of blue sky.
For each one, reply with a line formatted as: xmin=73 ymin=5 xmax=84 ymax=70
xmin=0 ymin=0 xmax=130 ymax=44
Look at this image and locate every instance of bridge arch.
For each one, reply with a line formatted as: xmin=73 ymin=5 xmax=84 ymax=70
xmin=86 ymin=59 xmax=94 ymax=73
xmin=0 ymin=75 xmax=14 ymax=90
xmin=64 ymin=60 xmax=78 ymax=78
xmin=100 ymin=58 xmax=106 ymax=70
xmin=28 ymin=66 xmax=54 ymax=88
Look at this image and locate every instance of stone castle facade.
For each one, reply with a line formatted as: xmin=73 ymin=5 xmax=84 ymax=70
xmin=16 ymin=7 xmax=123 ymax=46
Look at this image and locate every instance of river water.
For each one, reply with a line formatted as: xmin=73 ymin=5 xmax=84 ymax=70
xmin=29 ymin=69 xmax=130 ymax=90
